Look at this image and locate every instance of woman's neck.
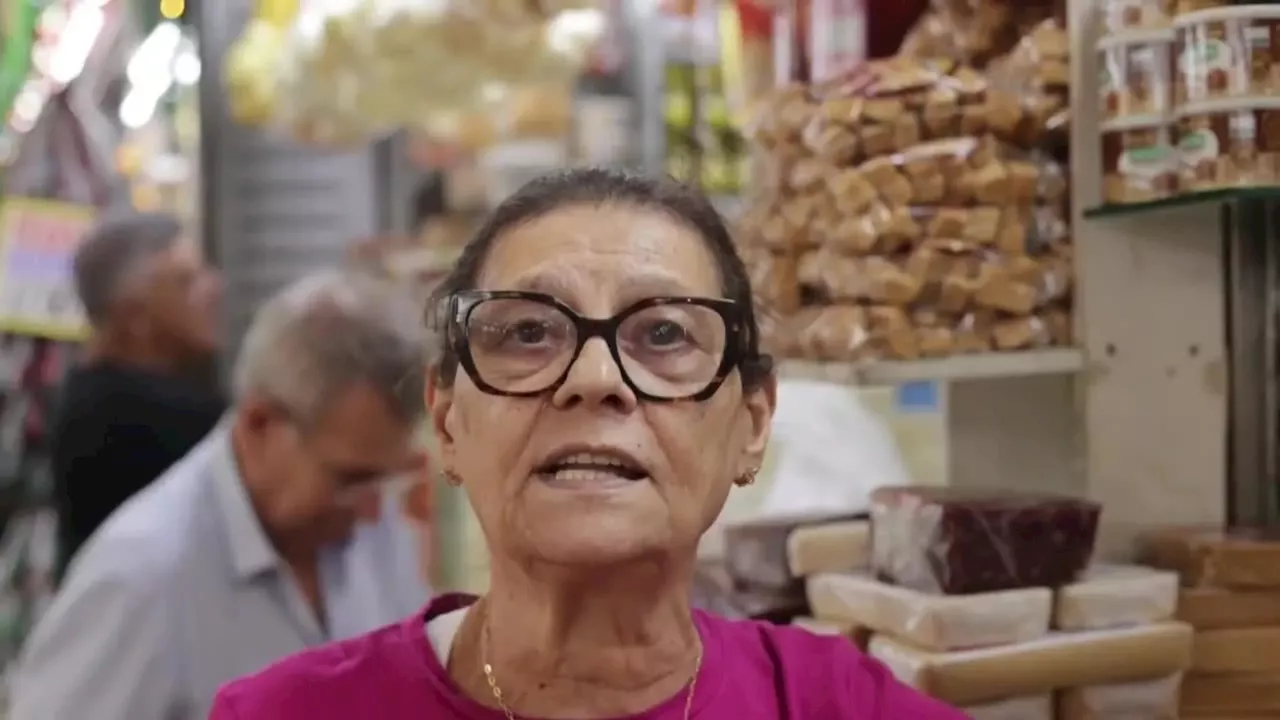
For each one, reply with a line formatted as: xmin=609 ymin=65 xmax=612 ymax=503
xmin=450 ymin=557 xmax=702 ymax=718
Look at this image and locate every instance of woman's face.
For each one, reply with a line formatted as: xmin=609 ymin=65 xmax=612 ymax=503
xmin=429 ymin=203 xmax=775 ymax=567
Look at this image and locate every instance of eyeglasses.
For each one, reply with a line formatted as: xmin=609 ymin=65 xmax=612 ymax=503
xmin=447 ymin=290 xmax=748 ymax=402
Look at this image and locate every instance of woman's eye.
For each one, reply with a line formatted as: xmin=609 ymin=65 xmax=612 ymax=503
xmin=645 ymin=320 xmax=689 ymax=347
xmin=510 ymin=320 xmax=548 ymax=344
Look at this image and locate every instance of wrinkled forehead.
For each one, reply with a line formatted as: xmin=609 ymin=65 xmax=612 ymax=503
xmin=475 ymin=204 xmax=724 ymax=313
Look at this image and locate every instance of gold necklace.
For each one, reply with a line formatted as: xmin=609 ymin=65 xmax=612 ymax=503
xmin=481 ymin=621 xmax=703 ymax=720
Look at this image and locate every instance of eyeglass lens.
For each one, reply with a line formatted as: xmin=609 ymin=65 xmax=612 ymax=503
xmin=465 ymin=298 xmax=728 ymax=398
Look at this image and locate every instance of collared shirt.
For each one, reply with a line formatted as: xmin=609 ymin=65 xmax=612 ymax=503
xmin=11 ymin=426 xmax=430 ymax=720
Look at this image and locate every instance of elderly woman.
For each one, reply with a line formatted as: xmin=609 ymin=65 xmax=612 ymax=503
xmin=210 ymin=169 xmax=964 ymax=719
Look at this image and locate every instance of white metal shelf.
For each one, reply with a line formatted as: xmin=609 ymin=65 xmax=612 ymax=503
xmin=777 ymin=349 xmax=1085 ymax=386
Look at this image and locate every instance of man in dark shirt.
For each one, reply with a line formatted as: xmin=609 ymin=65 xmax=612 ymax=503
xmin=52 ymin=212 xmax=224 ymax=577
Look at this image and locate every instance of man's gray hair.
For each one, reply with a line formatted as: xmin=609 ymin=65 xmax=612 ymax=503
xmin=73 ymin=212 xmax=184 ymax=326
xmin=232 ymin=271 xmax=428 ymax=426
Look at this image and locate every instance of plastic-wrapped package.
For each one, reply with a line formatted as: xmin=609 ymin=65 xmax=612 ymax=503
xmin=722 ymin=511 xmax=865 ymax=589
xmin=1057 ymin=673 xmax=1181 ymax=720
xmin=741 ymin=247 xmax=802 ymax=315
xmin=962 ymin=695 xmax=1053 ymax=720
xmin=869 ymin=486 xmax=1101 ymax=595
xmin=1136 ymin=526 xmax=1280 ymax=589
xmin=1177 ymin=586 xmax=1280 ymax=629
xmin=1053 ymin=564 xmax=1179 ymax=631
xmin=786 ymin=520 xmax=870 ymax=577
xmin=790 ymin=616 xmax=870 ymax=649
xmin=690 ymin=560 xmax=807 ymax=623
xmin=795 ymin=62 xmax=1070 ymax=165
xmin=1182 ymin=672 xmax=1280 ymax=716
xmin=899 ymin=11 xmax=962 ymax=61
xmin=1193 ymin=626 xmax=1280 ymax=673
xmin=869 ymin=622 xmax=1193 ymax=706
xmin=924 ymin=0 xmax=1061 ymax=68
xmin=984 ymin=20 xmax=1070 ymax=148
xmin=741 ymin=19 xmax=1075 ymax=365
xmin=806 ymin=572 xmax=1052 ymax=650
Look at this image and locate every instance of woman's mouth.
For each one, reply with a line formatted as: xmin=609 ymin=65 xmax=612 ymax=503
xmin=535 ymin=451 xmax=648 ymax=488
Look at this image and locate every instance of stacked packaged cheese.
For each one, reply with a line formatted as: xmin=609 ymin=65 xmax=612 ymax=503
xmin=692 ymin=511 xmax=866 ymax=623
xmin=800 ymin=487 xmax=1190 ymax=718
xmin=1137 ymin=527 xmax=1280 ymax=717
xmin=739 ymin=22 xmax=1073 ymax=363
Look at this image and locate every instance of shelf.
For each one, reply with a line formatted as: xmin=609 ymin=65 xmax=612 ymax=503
xmin=1083 ymin=187 xmax=1280 ymax=219
xmin=777 ymin=348 xmax=1085 ymax=386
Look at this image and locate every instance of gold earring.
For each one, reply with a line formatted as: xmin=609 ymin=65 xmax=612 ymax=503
xmin=735 ymin=468 xmax=759 ymax=487
xmin=439 ymin=469 xmax=461 ymax=487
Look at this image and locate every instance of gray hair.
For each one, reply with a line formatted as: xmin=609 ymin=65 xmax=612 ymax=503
xmin=73 ymin=212 xmax=184 ymax=326
xmin=232 ymin=271 xmax=428 ymax=426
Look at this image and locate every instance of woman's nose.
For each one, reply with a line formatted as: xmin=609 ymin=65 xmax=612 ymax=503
xmin=551 ymin=337 xmax=637 ymax=411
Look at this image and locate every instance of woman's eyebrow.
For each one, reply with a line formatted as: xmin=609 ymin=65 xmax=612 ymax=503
xmin=508 ymin=271 xmax=697 ymax=298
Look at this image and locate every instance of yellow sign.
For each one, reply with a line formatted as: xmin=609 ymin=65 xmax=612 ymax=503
xmin=0 ymin=198 xmax=95 ymax=341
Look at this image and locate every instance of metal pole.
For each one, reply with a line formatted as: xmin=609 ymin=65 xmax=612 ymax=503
xmin=1224 ymin=198 xmax=1280 ymax=526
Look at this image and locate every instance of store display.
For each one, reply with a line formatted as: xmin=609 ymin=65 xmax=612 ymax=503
xmin=868 ymin=486 xmax=1100 ymax=595
xmin=785 ymin=519 xmax=870 ymax=577
xmin=1097 ymin=30 xmax=1174 ymax=120
xmin=1099 ymin=116 xmax=1177 ymax=204
xmin=742 ymin=20 xmax=1074 ymax=363
xmin=805 ymin=572 xmax=1053 ymax=650
xmin=1103 ymin=0 xmax=1175 ymax=34
xmin=722 ymin=511 xmax=864 ymax=589
xmin=962 ymin=695 xmax=1053 ymax=720
xmin=869 ymin=622 xmax=1194 ymax=706
xmin=1176 ymin=5 xmax=1280 ymax=102
xmin=1192 ymin=626 xmax=1280 ymax=673
xmin=1176 ymin=97 xmax=1280 ymax=191
xmin=1136 ymin=526 xmax=1280 ymax=588
xmin=1182 ymin=672 xmax=1280 ymax=715
xmin=1057 ymin=674 xmax=1181 ymax=719
xmin=1053 ymin=564 xmax=1179 ymax=631
xmin=1173 ymin=7 xmax=1253 ymax=104
xmin=1176 ymin=586 xmax=1280 ymax=629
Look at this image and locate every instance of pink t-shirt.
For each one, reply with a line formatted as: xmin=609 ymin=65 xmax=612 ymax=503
xmin=209 ymin=593 xmax=967 ymax=719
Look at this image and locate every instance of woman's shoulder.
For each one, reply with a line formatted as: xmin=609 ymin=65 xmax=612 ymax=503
xmin=211 ymin=620 xmax=416 ymax=718
xmin=698 ymin=612 xmax=968 ymax=719
xmin=209 ymin=596 xmax=483 ymax=720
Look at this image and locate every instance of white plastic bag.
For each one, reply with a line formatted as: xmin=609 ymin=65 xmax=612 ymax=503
xmin=758 ymin=378 xmax=912 ymax=516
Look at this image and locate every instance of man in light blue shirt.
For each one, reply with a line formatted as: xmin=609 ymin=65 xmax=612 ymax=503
xmin=11 ymin=272 xmax=433 ymax=720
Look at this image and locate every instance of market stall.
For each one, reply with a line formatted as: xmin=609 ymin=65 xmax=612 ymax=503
xmin=193 ymin=0 xmax=1280 ymax=713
